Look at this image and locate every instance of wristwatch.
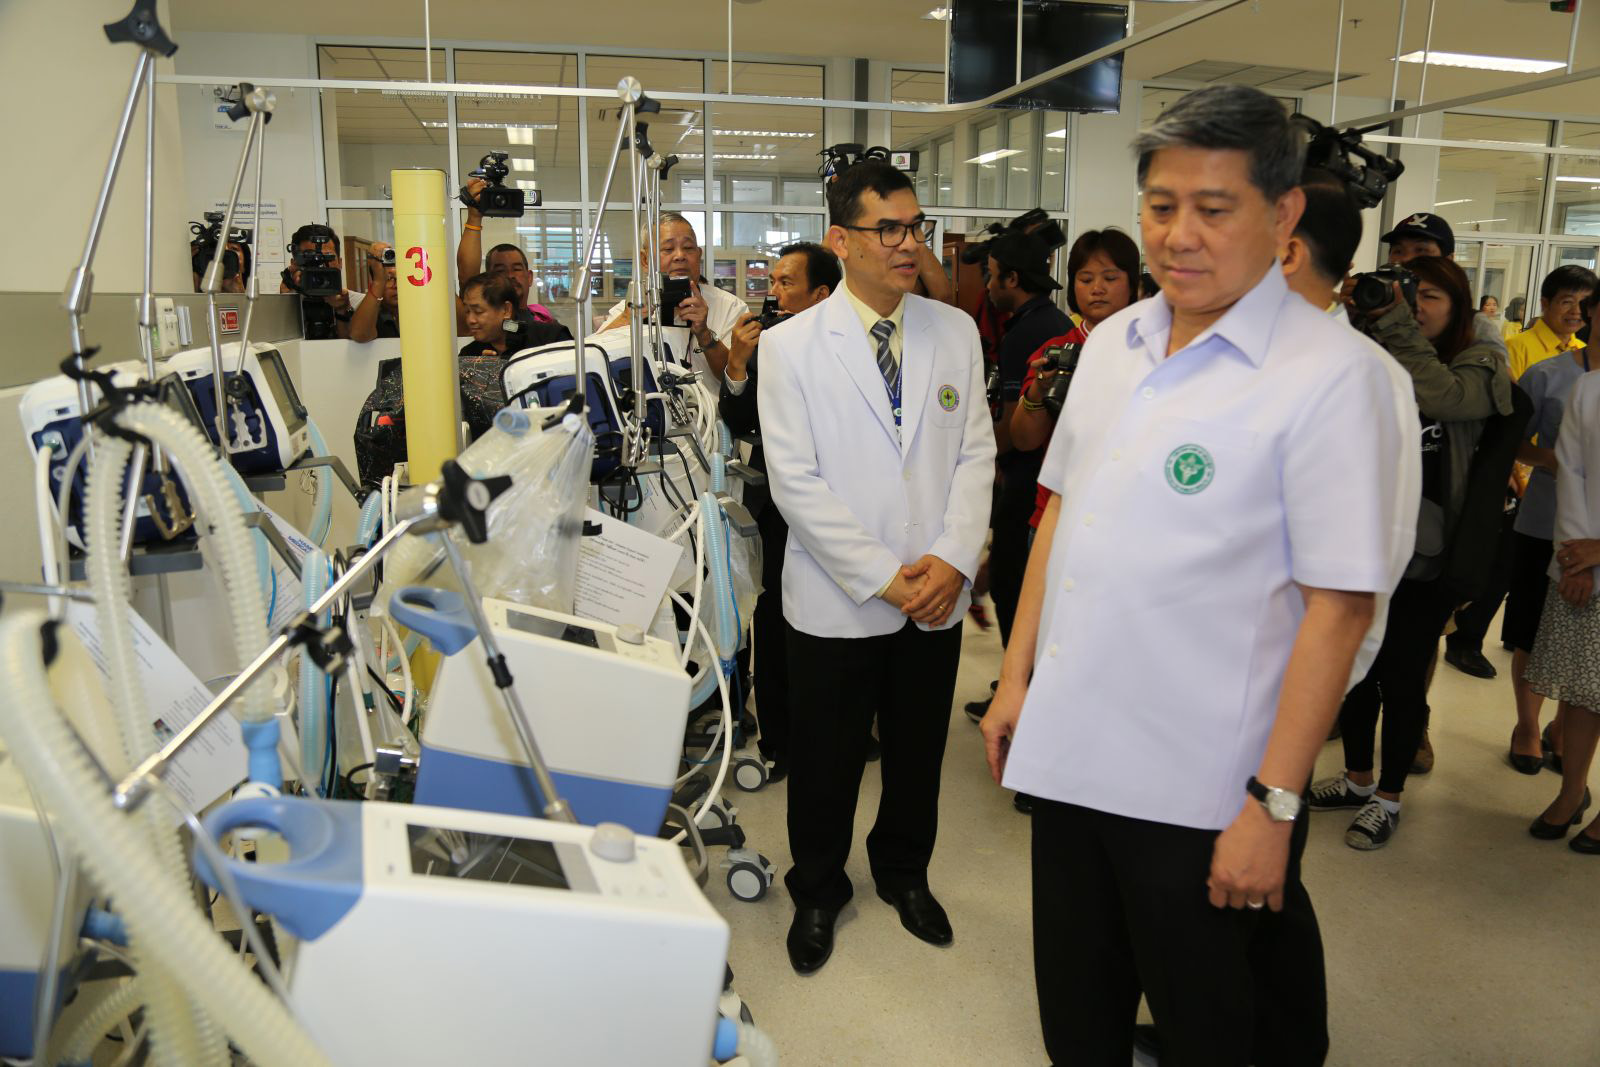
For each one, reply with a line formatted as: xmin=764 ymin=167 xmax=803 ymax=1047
xmin=1246 ymin=776 xmax=1302 ymax=822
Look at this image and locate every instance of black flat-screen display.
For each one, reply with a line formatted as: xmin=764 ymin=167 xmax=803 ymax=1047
xmin=948 ymin=0 xmax=1127 ymax=113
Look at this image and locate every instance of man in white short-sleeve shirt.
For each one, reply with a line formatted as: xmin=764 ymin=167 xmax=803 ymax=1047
xmin=980 ymin=86 xmax=1406 ymax=1065
xmin=597 ymin=212 xmax=745 ymax=385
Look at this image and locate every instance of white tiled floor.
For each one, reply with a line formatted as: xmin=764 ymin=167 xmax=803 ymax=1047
xmin=711 ymin=613 xmax=1600 ymax=1066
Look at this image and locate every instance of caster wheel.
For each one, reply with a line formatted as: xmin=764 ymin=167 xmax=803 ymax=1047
xmin=732 ymin=756 xmax=767 ymax=792
xmin=727 ymin=861 xmax=769 ymax=902
xmin=702 ymin=800 xmax=733 ymax=828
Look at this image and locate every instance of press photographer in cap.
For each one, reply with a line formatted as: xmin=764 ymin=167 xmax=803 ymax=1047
xmin=280 ymin=222 xmax=361 ymax=340
xmin=983 ymin=230 xmax=1071 ymax=667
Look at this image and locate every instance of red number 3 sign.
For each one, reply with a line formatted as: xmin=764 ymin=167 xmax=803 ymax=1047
xmin=404 ymin=246 xmax=432 ymax=286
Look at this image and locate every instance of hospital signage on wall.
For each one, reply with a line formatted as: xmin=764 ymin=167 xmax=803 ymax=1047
xmin=217 ymin=308 xmax=240 ymax=334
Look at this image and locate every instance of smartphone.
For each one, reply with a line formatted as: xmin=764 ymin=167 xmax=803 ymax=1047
xmin=660 ymin=275 xmax=692 ymax=325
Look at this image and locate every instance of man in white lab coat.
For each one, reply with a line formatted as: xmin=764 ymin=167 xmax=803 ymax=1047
xmin=757 ymin=161 xmax=995 ymax=976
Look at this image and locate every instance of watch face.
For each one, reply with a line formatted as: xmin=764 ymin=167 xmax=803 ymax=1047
xmin=1266 ymin=791 xmax=1301 ymax=821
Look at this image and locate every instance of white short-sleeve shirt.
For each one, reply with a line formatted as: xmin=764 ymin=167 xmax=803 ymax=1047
xmin=599 ymin=282 xmax=746 ymax=384
xmin=1002 ymin=267 xmax=1406 ymax=831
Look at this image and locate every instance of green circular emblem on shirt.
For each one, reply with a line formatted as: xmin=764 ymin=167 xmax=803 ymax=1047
xmin=938 ymin=384 xmax=960 ymax=411
xmin=1165 ymin=444 xmax=1215 ymax=494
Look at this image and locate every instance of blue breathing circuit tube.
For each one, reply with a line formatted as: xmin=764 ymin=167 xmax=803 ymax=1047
xmin=355 ymin=488 xmax=383 ymax=547
xmin=298 ymin=548 xmax=331 ymax=794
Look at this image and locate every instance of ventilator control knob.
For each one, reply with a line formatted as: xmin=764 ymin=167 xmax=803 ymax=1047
xmin=589 ymin=822 xmax=636 ymax=862
xmin=614 ymin=624 xmax=645 ymax=646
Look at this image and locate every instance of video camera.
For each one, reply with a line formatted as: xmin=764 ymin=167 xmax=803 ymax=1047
xmin=190 ymin=210 xmax=253 ymax=281
xmin=1350 ymin=263 xmax=1419 ymax=314
xmin=961 ymin=207 xmax=1067 ymax=266
xmin=1037 ymin=342 xmax=1082 ymax=418
xmin=460 ymin=151 xmax=537 ymax=217
xmin=287 ymin=244 xmax=343 ymax=298
xmin=380 ymin=246 xmax=397 ymax=267
xmin=818 ymin=143 xmax=920 ymax=185
xmin=1293 ymin=114 xmax=1405 ymax=210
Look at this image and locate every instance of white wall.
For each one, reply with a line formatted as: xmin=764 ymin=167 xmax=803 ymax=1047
xmin=174 ymin=32 xmax=322 ymax=246
xmin=1 ymin=0 xmax=190 ymax=294
xmin=1069 ymin=103 xmax=1142 ymax=241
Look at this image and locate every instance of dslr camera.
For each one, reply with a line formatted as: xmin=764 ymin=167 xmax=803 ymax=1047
xmin=1350 ymin=263 xmax=1419 ymax=314
xmin=961 ymin=207 xmax=1067 ymax=266
xmin=380 ymin=246 xmax=396 ymax=267
xmin=460 ymin=152 xmax=536 ymax=218
xmin=1037 ymin=342 xmax=1082 ymax=418
xmin=757 ymin=296 xmax=791 ymax=330
xmin=1292 ymin=114 xmax=1405 ymax=210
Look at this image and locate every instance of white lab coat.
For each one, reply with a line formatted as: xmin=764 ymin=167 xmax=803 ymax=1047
xmin=757 ymin=287 xmax=996 ymax=639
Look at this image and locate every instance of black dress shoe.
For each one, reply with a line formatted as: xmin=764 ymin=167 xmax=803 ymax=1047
xmin=1509 ymin=732 xmax=1545 ymax=775
xmin=766 ymin=757 xmax=789 ymax=784
xmin=786 ymin=907 xmax=837 ymax=975
xmin=1542 ymin=724 xmax=1564 ymax=774
xmin=875 ymin=886 xmax=953 ymax=946
xmin=1570 ymin=830 xmax=1600 ymax=854
xmin=1013 ymin=792 xmax=1035 ymax=815
xmin=1530 ymin=789 xmax=1592 ymax=839
xmin=1444 ymin=646 xmax=1497 ymax=679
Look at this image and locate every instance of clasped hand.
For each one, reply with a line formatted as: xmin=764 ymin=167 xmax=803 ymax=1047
xmin=881 ymin=554 xmax=963 ymax=627
xmin=1557 ymin=539 xmax=1599 ymax=606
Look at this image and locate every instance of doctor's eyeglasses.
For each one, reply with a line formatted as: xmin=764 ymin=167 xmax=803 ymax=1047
xmin=838 ymin=217 xmax=937 ymax=247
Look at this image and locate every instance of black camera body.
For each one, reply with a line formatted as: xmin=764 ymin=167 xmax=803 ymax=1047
xmin=190 ymin=211 xmax=253 ymax=281
xmin=1351 ymin=263 xmax=1418 ymax=314
xmin=1294 ymin=114 xmax=1405 ymax=210
xmin=460 ymin=151 xmax=531 ymax=218
xmin=290 ymin=246 xmax=343 ymax=297
xmin=757 ymin=296 xmax=791 ymax=330
xmin=985 ymin=361 xmax=1003 ymax=417
xmin=1038 ymin=342 xmax=1082 ymax=418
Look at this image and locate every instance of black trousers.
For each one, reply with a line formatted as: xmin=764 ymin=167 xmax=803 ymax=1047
xmin=988 ymin=474 xmax=1037 ymax=647
xmin=1340 ymin=577 xmax=1459 ymax=795
xmin=784 ymin=620 xmax=963 ymax=912
xmin=752 ymin=504 xmax=792 ymax=761
xmin=1032 ymin=798 xmax=1324 ymax=1067
xmin=1449 ymin=502 xmax=1518 ymax=653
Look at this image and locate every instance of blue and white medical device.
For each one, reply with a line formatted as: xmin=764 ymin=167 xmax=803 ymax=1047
xmin=194 ymin=796 xmax=730 ymax=1066
xmin=405 ymin=595 xmax=690 ymax=834
xmin=164 ymin=342 xmax=310 ymax=473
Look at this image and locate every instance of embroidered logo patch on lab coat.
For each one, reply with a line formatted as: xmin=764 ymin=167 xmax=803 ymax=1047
xmin=937 ymin=384 xmax=960 ymax=412
xmin=1165 ymin=444 xmax=1215 ymax=495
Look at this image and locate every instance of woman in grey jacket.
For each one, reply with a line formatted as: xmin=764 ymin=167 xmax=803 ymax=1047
xmin=1310 ymin=255 xmax=1514 ymax=850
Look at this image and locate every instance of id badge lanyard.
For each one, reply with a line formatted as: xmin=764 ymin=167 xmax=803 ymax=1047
xmin=885 ymin=368 xmax=903 ymax=433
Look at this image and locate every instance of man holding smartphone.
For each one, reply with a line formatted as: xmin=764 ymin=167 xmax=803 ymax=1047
xmin=599 ymin=212 xmax=745 ymax=383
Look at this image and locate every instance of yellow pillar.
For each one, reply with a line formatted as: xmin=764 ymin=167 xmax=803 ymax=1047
xmin=391 ymin=168 xmax=458 ymax=484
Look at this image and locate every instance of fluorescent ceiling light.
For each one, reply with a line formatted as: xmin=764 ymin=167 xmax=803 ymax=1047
xmin=1395 ymin=50 xmax=1565 ymax=74
xmin=1433 ymin=198 xmax=1473 ymax=206
xmin=1045 ymin=128 xmax=1067 ymax=139
xmin=923 ymin=7 xmax=951 ymax=20
xmin=1459 ymin=218 xmax=1507 ymax=225
xmin=685 ymin=128 xmax=814 ymax=139
xmin=678 ymin=152 xmax=778 ymax=161
xmin=420 ymin=121 xmax=554 ymax=131
xmin=514 ymin=180 xmax=539 ymax=191
xmin=510 ymin=158 xmax=537 ymax=172
xmin=1556 ymin=175 xmax=1600 ymax=183
xmin=967 ymin=148 xmax=1022 ymax=165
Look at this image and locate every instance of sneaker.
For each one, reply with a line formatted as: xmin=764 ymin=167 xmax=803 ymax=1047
xmin=963 ymin=696 xmax=992 ymax=724
xmin=1344 ymin=799 xmax=1399 ymax=850
xmin=1410 ymin=728 xmax=1435 ymax=775
xmin=1308 ymin=776 xmax=1370 ymax=811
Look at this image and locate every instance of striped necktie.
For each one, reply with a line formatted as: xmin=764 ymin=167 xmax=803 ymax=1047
xmin=871 ymin=318 xmax=899 ymax=390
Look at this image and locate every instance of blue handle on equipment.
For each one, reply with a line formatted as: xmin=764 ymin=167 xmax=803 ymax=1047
xmin=388 ymin=586 xmax=478 ymax=655
xmin=194 ymin=795 xmax=365 ymax=941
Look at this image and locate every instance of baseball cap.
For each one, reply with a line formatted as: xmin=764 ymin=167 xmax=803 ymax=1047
xmin=986 ymin=231 xmax=1062 ymax=292
xmin=1380 ymin=212 xmax=1455 ymax=256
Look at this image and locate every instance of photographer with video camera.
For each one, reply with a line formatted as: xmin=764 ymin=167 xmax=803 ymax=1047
xmin=718 ymin=241 xmax=841 ymax=780
xmin=1310 ymin=254 xmax=1519 ymax=849
xmin=280 ymin=223 xmax=360 ymax=340
xmin=189 ymin=212 xmax=251 ymax=294
xmin=455 ymin=152 xmax=568 ymax=333
xmin=349 ymin=243 xmax=400 ymax=343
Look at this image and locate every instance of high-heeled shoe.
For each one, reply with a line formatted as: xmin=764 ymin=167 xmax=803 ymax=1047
xmin=1570 ymin=830 xmax=1600 ymax=854
xmin=1529 ymin=788 xmax=1592 ymax=839
xmin=1541 ymin=724 xmax=1563 ymax=774
xmin=1509 ymin=731 xmax=1545 ymax=775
